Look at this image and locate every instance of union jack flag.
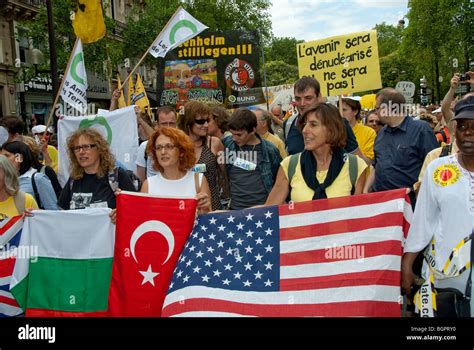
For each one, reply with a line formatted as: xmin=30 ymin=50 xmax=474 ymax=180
xmin=0 ymin=216 xmax=24 ymax=317
xmin=162 ymin=189 xmax=411 ymax=317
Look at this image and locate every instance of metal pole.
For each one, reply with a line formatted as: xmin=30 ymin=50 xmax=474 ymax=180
xmin=46 ymin=0 xmax=59 ymax=125
xmin=259 ymin=30 xmax=269 ymax=112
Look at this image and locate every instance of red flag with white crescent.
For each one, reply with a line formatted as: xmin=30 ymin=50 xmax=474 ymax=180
xmin=108 ymin=192 xmax=197 ymax=316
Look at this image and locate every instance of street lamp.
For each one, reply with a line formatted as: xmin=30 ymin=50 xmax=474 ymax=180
xmin=31 ymin=48 xmax=48 ymax=75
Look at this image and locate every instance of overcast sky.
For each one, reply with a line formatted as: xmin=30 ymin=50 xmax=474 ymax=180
xmin=270 ymin=0 xmax=409 ymax=41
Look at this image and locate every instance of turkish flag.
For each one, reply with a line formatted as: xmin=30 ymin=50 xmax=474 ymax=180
xmin=108 ymin=192 xmax=197 ymax=316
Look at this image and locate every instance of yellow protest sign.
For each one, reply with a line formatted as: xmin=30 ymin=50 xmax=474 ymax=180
xmin=297 ymin=30 xmax=381 ymax=96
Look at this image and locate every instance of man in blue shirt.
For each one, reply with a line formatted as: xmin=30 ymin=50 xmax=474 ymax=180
xmin=369 ymin=88 xmax=439 ymax=203
xmin=284 ymin=76 xmax=360 ymax=157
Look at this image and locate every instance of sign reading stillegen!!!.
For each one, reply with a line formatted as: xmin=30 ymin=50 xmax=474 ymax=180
xmin=157 ymin=30 xmax=265 ymax=108
xmin=297 ymin=30 xmax=382 ymax=96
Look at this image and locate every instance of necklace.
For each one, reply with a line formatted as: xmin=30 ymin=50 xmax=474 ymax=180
xmin=239 ymin=144 xmax=257 ymax=152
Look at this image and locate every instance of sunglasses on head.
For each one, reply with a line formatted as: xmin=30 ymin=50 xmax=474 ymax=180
xmin=194 ymin=118 xmax=210 ymax=125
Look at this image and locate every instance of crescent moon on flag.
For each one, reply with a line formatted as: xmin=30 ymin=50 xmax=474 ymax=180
xmin=130 ymin=221 xmax=175 ymax=265
xmin=169 ymin=19 xmax=197 ymax=45
xmin=71 ymin=52 xmax=85 ymax=86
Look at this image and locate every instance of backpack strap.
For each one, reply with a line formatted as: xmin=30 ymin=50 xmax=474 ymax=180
xmin=31 ymin=172 xmax=44 ymax=209
xmin=13 ymin=191 xmax=26 ymax=214
xmin=284 ymin=113 xmax=298 ymax=141
xmin=348 ymin=153 xmax=358 ymax=195
xmin=194 ymin=172 xmax=201 ymax=194
xmin=287 ymin=153 xmax=300 ymax=184
xmin=439 ymin=144 xmax=452 ymax=158
xmin=285 ymin=153 xmax=300 ymax=203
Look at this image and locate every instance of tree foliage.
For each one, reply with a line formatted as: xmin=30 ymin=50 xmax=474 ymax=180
xmin=263 ymin=60 xmax=299 ymax=86
xmin=398 ymin=0 xmax=472 ymax=102
xmin=371 ymin=0 xmax=472 ymax=103
xmin=122 ymin=0 xmax=272 ymax=64
xmin=17 ymin=0 xmax=121 ymax=82
xmin=264 ymin=36 xmax=303 ymax=66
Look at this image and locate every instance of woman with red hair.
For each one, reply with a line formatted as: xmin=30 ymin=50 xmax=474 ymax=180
xmin=141 ymin=127 xmax=212 ymax=214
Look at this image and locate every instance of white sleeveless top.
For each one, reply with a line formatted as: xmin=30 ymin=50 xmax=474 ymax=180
xmin=147 ymin=171 xmax=203 ymax=198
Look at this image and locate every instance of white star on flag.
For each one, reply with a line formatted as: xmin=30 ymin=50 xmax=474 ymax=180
xmin=140 ymin=265 xmax=159 ymax=286
xmin=264 ymin=211 xmax=273 ymax=219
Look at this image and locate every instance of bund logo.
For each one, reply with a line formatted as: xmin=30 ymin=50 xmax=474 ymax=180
xmin=224 ymin=58 xmax=255 ymax=92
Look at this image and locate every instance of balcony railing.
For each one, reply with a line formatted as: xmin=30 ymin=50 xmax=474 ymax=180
xmin=18 ymin=0 xmax=46 ymax=7
xmin=0 ymin=0 xmax=46 ymax=20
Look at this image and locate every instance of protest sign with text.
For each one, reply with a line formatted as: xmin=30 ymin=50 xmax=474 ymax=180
xmin=157 ymin=30 xmax=265 ymax=108
xmin=297 ymin=30 xmax=381 ymax=96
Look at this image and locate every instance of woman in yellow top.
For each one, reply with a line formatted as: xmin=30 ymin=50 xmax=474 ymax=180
xmin=0 ymin=155 xmax=38 ymax=221
xmin=340 ymin=97 xmax=377 ymax=164
xmin=265 ymin=103 xmax=367 ymax=204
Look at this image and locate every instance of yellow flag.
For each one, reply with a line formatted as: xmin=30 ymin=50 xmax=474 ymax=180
xmin=132 ymin=73 xmax=151 ymax=117
xmin=116 ymin=75 xmax=127 ymax=108
xmin=360 ymin=94 xmax=377 ymax=110
xmin=72 ymin=0 xmax=106 ymax=44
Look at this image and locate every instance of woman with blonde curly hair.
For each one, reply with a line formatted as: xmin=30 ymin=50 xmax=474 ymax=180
xmin=141 ymin=127 xmax=211 ymax=214
xmin=58 ymin=128 xmax=136 ymax=211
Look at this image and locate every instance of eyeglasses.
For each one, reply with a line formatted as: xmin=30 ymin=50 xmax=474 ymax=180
xmin=194 ymin=118 xmax=210 ymax=125
xmin=159 ymin=122 xmax=176 ymax=127
xmin=71 ymin=144 xmax=96 ymax=153
xmin=153 ymin=144 xmax=177 ymax=152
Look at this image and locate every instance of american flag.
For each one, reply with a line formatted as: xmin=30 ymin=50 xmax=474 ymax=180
xmin=162 ymin=189 xmax=411 ymax=317
xmin=0 ymin=215 xmax=24 ymax=317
